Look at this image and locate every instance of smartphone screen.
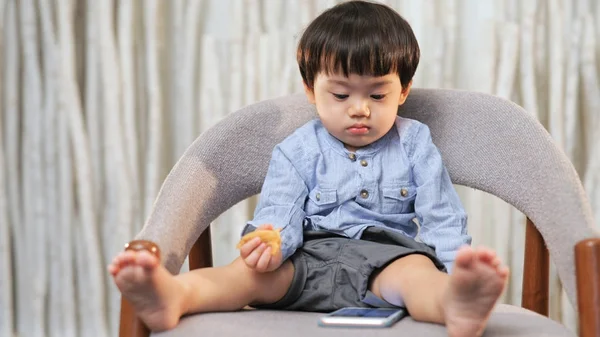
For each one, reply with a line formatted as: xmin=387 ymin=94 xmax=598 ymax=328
xmin=329 ymin=308 xmax=401 ymax=318
xmin=319 ymin=307 xmax=407 ymax=328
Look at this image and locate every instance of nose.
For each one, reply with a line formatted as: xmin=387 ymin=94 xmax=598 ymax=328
xmin=348 ymin=99 xmax=370 ymax=118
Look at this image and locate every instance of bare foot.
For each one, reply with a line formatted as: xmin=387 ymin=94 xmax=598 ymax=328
xmin=108 ymin=250 xmax=188 ymax=331
xmin=442 ymin=246 xmax=509 ymax=337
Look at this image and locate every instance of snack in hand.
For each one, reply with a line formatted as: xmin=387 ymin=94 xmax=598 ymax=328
xmin=236 ymin=227 xmax=281 ymax=256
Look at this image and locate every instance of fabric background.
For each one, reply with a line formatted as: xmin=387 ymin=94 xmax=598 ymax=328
xmin=0 ymin=1 xmax=598 ymax=336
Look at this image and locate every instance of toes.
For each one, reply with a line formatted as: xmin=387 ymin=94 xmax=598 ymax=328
xmin=475 ymin=247 xmax=496 ymax=264
xmin=112 ymin=255 xmax=124 ymax=267
xmin=455 ymin=246 xmax=475 ymax=268
xmin=111 ymin=250 xmax=157 ymax=275
xmin=120 ymin=251 xmax=137 ymax=266
xmin=136 ymin=251 xmax=159 ymax=270
xmin=108 ymin=264 xmax=118 ymax=276
xmin=115 ymin=265 xmax=144 ymax=289
xmin=112 ymin=252 xmax=134 ymax=268
xmin=498 ymin=266 xmax=510 ymax=278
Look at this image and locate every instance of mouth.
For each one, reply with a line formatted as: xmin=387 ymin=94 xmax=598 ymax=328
xmin=347 ymin=124 xmax=370 ymax=135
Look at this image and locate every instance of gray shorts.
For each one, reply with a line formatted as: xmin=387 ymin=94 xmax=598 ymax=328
xmin=255 ymin=227 xmax=446 ymax=312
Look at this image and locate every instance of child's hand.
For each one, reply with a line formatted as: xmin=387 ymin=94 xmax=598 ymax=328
xmin=239 ymin=224 xmax=283 ymax=273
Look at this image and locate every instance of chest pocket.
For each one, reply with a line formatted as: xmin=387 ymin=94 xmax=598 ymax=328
xmin=306 ymin=187 xmax=338 ymax=215
xmin=381 ymin=184 xmax=416 ymax=214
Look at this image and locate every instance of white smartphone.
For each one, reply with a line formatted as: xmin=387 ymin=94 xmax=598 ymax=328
xmin=318 ymin=307 xmax=407 ymax=328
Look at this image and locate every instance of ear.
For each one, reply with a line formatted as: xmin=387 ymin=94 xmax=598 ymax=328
xmin=303 ymin=82 xmax=316 ymax=104
xmin=397 ymin=80 xmax=413 ymax=105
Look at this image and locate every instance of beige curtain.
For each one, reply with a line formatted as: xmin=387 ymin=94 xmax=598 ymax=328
xmin=1 ymin=0 xmax=598 ymax=336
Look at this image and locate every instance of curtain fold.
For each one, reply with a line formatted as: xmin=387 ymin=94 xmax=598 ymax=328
xmin=1 ymin=0 xmax=598 ymax=335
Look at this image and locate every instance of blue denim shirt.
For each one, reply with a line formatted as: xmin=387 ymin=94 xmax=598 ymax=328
xmin=244 ymin=117 xmax=471 ymax=272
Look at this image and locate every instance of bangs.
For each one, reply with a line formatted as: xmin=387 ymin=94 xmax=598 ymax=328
xmin=318 ymin=35 xmax=400 ymax=79
xmin=297 ymin=1 xmax=419 ymax=89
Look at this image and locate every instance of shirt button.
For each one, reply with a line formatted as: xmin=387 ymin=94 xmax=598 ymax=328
xmin=360 ymin=190 xmax=369 ymax=199
xmin=316 ymin=193 xmax=321 ymax=201
xmin=360 ymin=160 xmax=368 ymax=167
xmin=348 ymin=153 xmax=357 ymax=161
xmin=401 ymin=188 xmax=408 ymax=197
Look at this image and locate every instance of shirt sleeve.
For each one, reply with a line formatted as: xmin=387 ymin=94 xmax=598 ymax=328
xmin=242 ymin=145 xmax=308 ymax=261
xmin=409 ymin=123 xmax=471 ymax=273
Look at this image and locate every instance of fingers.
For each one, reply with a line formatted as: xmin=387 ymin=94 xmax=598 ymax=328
xmin=239 ymin=237 xmax=262 ymax=258
xmin=243 ymin=242 xmax=268 ymax=268
xmin=256 ymin=247 xmax=272 ymax=271
xmin=238 ymin=225 xmax=281 ymax=272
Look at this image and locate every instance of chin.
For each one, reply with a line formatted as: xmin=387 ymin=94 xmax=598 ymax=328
xmin=347 ymin=141 xmax=369 ymax=149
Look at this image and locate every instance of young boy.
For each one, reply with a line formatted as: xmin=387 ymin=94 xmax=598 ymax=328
xmin=109 ymin=1 xmax=508 ymax=336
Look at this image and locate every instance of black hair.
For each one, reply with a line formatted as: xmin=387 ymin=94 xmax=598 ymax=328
xmin=297 ymin=0 xmax=420 ymax=89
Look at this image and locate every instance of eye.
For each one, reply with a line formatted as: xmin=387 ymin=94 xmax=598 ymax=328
xmin=371 ymin=94 xmax=386 ymax=100
xmin=332 ymin=93 xmax=349 ymax=100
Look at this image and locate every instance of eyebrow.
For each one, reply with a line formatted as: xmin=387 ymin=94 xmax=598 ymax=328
xmin=327 ymin=79 xmax=393 ymax=88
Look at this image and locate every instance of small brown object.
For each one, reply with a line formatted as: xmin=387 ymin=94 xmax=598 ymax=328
xmin=236 ymin=228 xmax=282 ymax=255
xmin=124 ymin=240 xmax=161 ymax=261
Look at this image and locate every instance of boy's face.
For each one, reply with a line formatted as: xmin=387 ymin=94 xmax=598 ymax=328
xmin=304 ymin=72 xmax=411 ymax=152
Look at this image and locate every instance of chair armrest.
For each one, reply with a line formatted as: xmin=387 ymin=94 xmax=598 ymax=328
xmin=118 ymin=241 xmax=160 ymax=337
xmin=575 ymin=238 xmax=600 ymax=337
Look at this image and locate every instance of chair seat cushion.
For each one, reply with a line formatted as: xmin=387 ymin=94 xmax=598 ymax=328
xmin=152 ymin=304 xmax=575 ymax=337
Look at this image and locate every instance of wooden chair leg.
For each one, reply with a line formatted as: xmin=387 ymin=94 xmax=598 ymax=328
xmin=521 ymin=218 xmax=549 ymax=316
xmin=575 ymin=238 xmax=600 ymax=337
xmin=119 ymin=297 xmax=150 ymax=337
xmin=189 ymin=226 xmax=213 ymax=270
